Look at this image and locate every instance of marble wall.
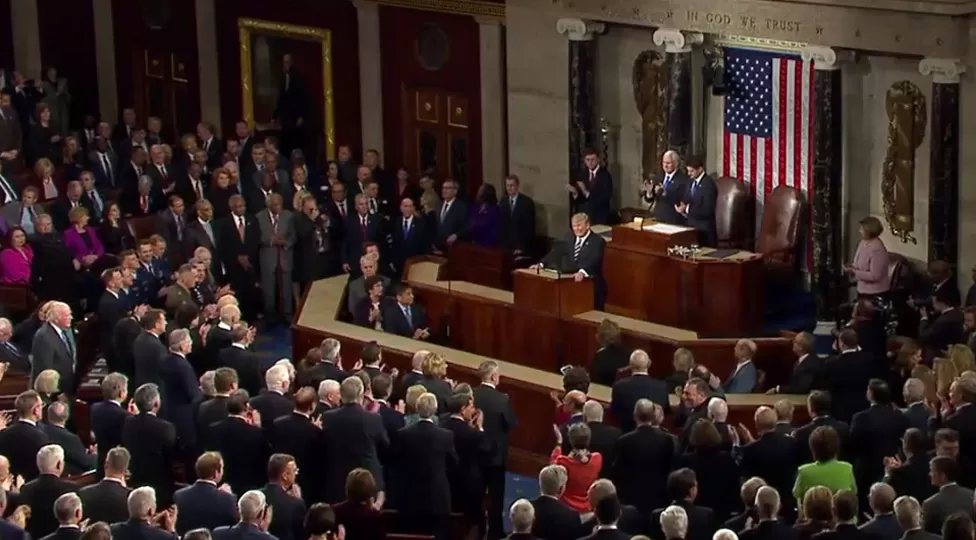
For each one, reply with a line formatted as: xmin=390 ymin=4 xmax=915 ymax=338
xmin=506 ymin=4 xmax=570 ymax=233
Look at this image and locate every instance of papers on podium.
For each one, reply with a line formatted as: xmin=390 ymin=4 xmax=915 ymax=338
xmin=645 ymin=223 xmax=693 ymax=235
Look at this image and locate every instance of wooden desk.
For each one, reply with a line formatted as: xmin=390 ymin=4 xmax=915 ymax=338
xmin=407 ymin=260 xmax=795 ymax=386
xmin=603 ymin=222 xmax=765 ymax=336
xmin=291 ymin=276 xmax=808 ymax=476
xmin=446 ymin=243 xmax=514 ymax=290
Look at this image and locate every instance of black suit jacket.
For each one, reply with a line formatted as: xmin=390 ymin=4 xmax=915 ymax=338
xmin=885 ymin=454 xmax=933 ymax=503
xmin=472 ymin=383 xmax=518 ymax=466
xmin=111 ymin=316 xmax=141 ymax=377
xmin=89 ymin=400 xmax=127 ymax=477
xmin=559 ymin=421 xmax=620 ymax=479
xmin=652 ymin=499 xmax=717 ymax=540
xmin=206 ymin=416 xmax=269 ymax=493
xmin=132 ymin=331 xmax=167 ymax=389
xmin=499 ymin=193 xmax=536 ymax=252
xmin=591 ymin=344 xmax=630 ymax=387
xmin=577 ymin=528 xmax=631 ymax=540
xmin=682 ymin=173 xmax=719 ymax=246
xmin=644 ymin=171 xmax=690 ymax=225
xmin=109 ymin=519 xmax=179 ymax=540
xmin=271 ymin=412 xmax=325 ymax=501
xmin=262 ymin=482 xmax=307 ymax=540
xmin=217 ymin=346 xmax=264 ymax=398
xmin=295 ymin=361 xmax=348 ymax=390
xmin=79 ymin=478 xmax=130 ymax=524
xmin=319 ymin=404 xmax=390 ymax=503
xmin=20 ymin=474 xmax=79 ymax=539
xmin=820 ymin=350 xmax=874 ymax=423
xmin=97 ymin=291 xmax=127 ymax=365
xmin=159 ymin=352 xmax=203 ymax=447
xmin=571 ymin=167 xmax=613 ymax=226
xmin=39 ymin=525 xmax=82 ymax=540
xmin=173 ymin=480 xmax=239 ymax=535
xmin=382 ymin=302 xmax=429 ymax=338
xmin=0 ymin=420 xmax=50 ymax=479
xmin=919 ymin=308 xmax=965 ymax=356
xmin=739 ymin=431 xmax=798 ymax=511
xmin=859 ymin=515 xmax=903 ymax=540
xmin=780 ymin=355 xmax=824 ymax=394
xmin=740 ymin=520 xmax=800 ymax=540
xmin=249 ymin=391 xmax=294 ymax=436
xmin=932 ymin=403 xmax=976 ymax=473
xmin=530 ymin=495 xmax=584 ymax=540
xmin=441 ymin=415 xmax=491 ymax=513
xmin=389 ymin=214 xmax=429 ymax=273
xmin=342 ymin=212 xmax=382 ymax=268
xmin=542 ymin=232 xmax=606 ymax=276
xmin=610 ymin=374 xmax=672 ymax=433
xmin=851 ymin=404 xmax=909 ymax=492
xmin=612 ymin=426 xmax=677 ymax=512
xmin=41 ymin=424 xmax=95 ymax=475
xmin=121 ymin=412 xmax=177 ymax=496
xmin=433 ymin=199 xmax=469 ymax=246
xmin=394 ymin=420 xmax=457 ymax=516
xmin=216 ymin=213 xmax=261 ymax=280
xmin=901 ymin=402 xmax=929 ymax=433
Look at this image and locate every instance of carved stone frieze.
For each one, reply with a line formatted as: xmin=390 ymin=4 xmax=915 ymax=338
xmin=545 ymin=0 xmax=966 ymax=57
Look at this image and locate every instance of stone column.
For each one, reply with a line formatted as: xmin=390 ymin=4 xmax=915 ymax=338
xmin=478 ymin=17 xmax=506 ymax=189
xmin=92 ymin=0 xmax=119 ymax=123
xmin=355 ymin=0 xmax=384 ymax=160
xmin=556 ymin=18 xmax=603 ymax=177
xmin=10 ymin=0 xmax=41 ymax=79
xmin=653 ymin=28 xmax=703 ymax=159
xmin=196 ymin=0 xmax=222 ymax=131
xmin=801 ymin=45 xmax=844 ymax=320
xmin=920 ymin=58 xmax=965 ymax=266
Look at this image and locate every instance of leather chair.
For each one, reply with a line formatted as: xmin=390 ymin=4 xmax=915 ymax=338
xmin=755 ymin=186 xmax=805 ymax=273
xmin=618 ymin=206 xmax=651 ymax=224
xmin=715 ymin=176 xmax=750 ymax=249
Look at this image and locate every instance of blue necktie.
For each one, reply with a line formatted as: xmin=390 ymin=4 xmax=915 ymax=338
xmin=691 ymin=181 xmax=698 ymax=196
xmin=663 ymin=174 xmax=672 ymax=191
xmin=403 ymin=306 xmax=413 ymax=330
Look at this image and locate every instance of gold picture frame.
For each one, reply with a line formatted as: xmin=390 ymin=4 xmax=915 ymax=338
xmin=237 ymin=18 xmax=336 ymax=160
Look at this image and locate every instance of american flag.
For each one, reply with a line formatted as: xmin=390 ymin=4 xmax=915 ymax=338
xmin=721 ymin=47 xmax=813 ymax=270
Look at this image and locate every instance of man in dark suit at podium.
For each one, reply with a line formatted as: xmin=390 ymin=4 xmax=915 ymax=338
xmin=674 ymin=154 xmax=718 ymax=247
xmin=531 ymin=212 xmax=607 ymax=309
xmin=640 ymin=150 xmax=689 ymax=225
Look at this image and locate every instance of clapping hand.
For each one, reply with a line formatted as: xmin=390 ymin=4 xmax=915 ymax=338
xmin=674 ymin=202 xmax=688 ymax=215
xmin=394 ymin=399 xmax=406 ymax=414
xmin=883 ymin=455 xmax=903 ymax=473
xmin=0 ymin=411 xmax=11 ymax=431
xmin=552 ymin=424 xmax=563 ymax=446
xmin=8 ymin=505 xmax=29 ymax=528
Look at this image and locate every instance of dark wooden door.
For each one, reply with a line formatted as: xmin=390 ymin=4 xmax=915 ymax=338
xmin=131 ymin=48 xmax=196 ymax=139
xmin=402 ymin=87 xmax=472 ymax=197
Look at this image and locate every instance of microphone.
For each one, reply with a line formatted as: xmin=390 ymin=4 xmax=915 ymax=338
xmin=554 ymin=260 xmax=565 ymax=370
xmin=444 ymin=273 xmax=452 ymax=342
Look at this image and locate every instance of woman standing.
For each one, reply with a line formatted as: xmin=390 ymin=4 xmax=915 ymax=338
xmin=847 ymin=216 xmax=890 ymax=299
xmin=28 ymin=104 xmax=61 ymax=166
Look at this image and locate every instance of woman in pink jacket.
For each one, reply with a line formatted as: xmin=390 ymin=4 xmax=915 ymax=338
xmin=0 ymin=226 xmax=33 ymax=284
xmin=847 ymin=216 xmax=890 ymax=298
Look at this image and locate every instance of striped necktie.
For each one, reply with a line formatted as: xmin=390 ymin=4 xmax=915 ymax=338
xmin=573 ymin=238 xmax=583 ymax=260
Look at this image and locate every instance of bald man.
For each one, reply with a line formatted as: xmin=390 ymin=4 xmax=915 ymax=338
xmin=736 ymin=406 xmax=798 ymax=520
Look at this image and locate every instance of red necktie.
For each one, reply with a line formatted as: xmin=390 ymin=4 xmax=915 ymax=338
xmin=194 ymin=180 xmax=203 ymax=200
xmin=140 ymin=196 xmax=148 ymax=213
xmin=271 ymin=172 xmax=277 ymax=185
xmin=589 ymin=169 xmax=595 ymax=184
xmin=361 ymin=216 xmax=367 ymax=238
xmin=339 ymin=203 xmax=346 ymax=217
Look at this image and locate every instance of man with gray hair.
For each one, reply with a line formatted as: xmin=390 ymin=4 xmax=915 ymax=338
xmin=401 ymin=349 xmax=430 ymax=389
xmin=19 ymin=444 xmax=79 ymax=538
xmin=91 ymin=372 xmax=130 ymax=478
xmin=50 ymin=492 xmax=83 ymax=535
xmin=860 ymin=482 xmax=901 ymax=540
xmin=250 ymin=363 xmax=294 ymax=428
xmin=613 ymin=398 xmax=676 ymax=512
xmin=582 ymin=478 xmax=645 ymax=535
xmin=641 ymin=149 xmax=688 ymax=224
xmin=661 ymin=505 xmax=689 ymax=539
xmin=121 ymin=383 xmax=178 ymax=505
xmin=80 ymin=447 xmax=132 ymax=524
xmin=901 ymin=378 xmax=929 ymax=432
xmin=315 ymin=379 xmax=341 ymax=417
xmin=713 ymin=530 xmax=739 ymax=540
xmin=296 ymin=337 xmax=348 ymax=389
xmin=558 ymin=400 xmax=620 ymax=479
xmin=218 ymin=323 xmax=262 ymax=397
xmin=111 ymin=486 xmax=178 ymax=537
xmin=318 ymin=377 xmax=390 ymax=504
xmin=509 ymin=499 xmax=535 ymax=535
xmin=531 ymin=465 xmax=580 ymax=540
xmin=162 ymin=327 xmax=202 ymax=454
xmin=745 ymin=486 xmax=796 ymax=539
xmin=472 ymin=357 xmax=518 ymax=540
xmin=31 ymin=300 xmax=77 ymax=400
xmin=893 ymin=496 xmax=928 ymax=539
xmin=0 ymin=317 xmax=28 ymax=372
xmin=391 ymin=390 xmax=457 ymax=539
xmin=42 ymin=400 xmax=95 ymax=475
xmin=610 ymin=349 xmax=670 ymax=433
xmin=211 ymin=489 xmax=272 ymax=537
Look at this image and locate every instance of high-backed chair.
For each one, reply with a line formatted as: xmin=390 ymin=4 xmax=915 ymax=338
xmin=756 ymin=186 xmax=805 ymax=272
xmin=715 ymin=176 xmax=750 ymax=249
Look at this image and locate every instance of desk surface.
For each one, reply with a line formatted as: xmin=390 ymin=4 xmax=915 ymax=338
xmin=296 ymin=276 xmax=805 ymax=410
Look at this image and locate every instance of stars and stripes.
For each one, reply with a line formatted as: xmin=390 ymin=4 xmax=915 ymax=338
xmin=721 ymin=46 xmax=813 ymax=271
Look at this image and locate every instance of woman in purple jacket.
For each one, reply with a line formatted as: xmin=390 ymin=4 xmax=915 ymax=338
xmin=467 ymin=183 xmax=500 ymax=247
xmin=63 ymin=206 xmax=105 ymax=269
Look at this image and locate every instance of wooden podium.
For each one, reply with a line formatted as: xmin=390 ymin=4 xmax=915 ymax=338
xmin=447 ymin=242 xmax=514 ymax=290
xmin=611 ymin=221 xmax=699 ymax=254
xmin=604 ymin=221 xmax=765 ymax=336
xmin=513 ymin=268 xmax=593 ymax=317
